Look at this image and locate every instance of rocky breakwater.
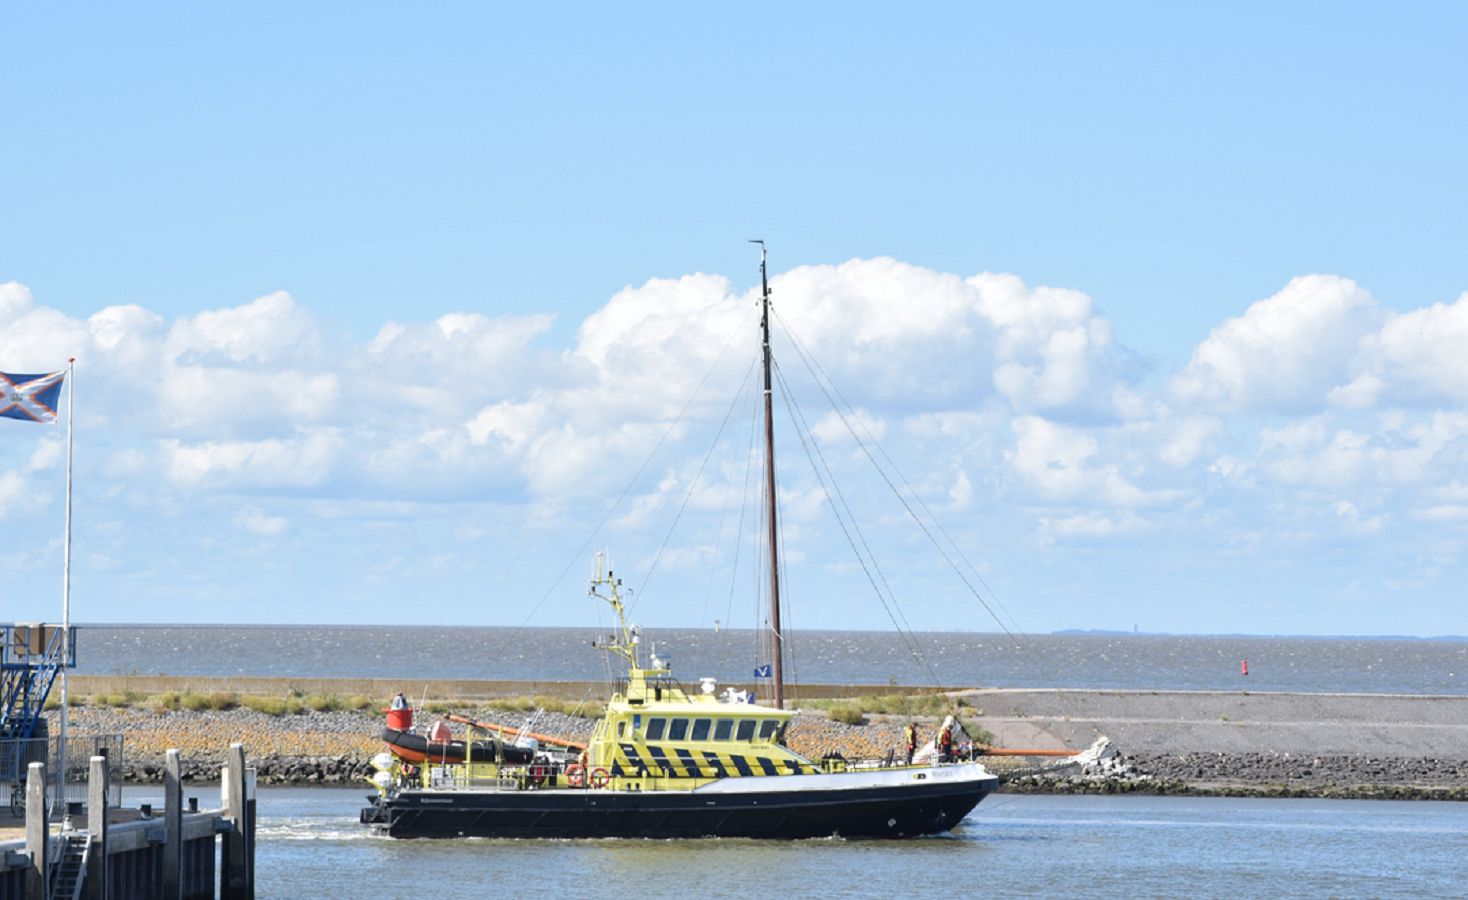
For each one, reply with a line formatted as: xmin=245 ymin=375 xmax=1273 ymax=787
xmin=1001 ymin=746 xmax=1468 ymax=800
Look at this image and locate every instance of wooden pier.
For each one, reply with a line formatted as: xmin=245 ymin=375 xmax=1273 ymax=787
xmin=0 ymin=744 xmax=256 ymax=900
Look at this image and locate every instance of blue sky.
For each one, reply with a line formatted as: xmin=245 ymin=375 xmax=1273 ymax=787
xmin=3 ymin=3 xmax=1467 ymax=635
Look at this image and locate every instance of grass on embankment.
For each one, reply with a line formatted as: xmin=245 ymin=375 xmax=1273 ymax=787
xmin=49 ymin=688 xmax=602 ymax=719
xmin=804 ymin=693 xmax=980 ymax=726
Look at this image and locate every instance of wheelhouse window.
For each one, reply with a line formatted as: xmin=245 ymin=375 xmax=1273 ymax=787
xmin=691 ymin=718 xmax=711 ymax=741
xmin=668 ymin=718 xmax=689 ymax=741
xmin=759 ymin=719 xmax=779 ymax=740
xmin=645 ymin=718 xmax=666 ymax=740
xmin=735 ymin=719 xmax=756 ymax=741
xmin=713 ymin=719 xmax=733 ymax=741
xmin=617 ymin=722 xmax=625 ymax=738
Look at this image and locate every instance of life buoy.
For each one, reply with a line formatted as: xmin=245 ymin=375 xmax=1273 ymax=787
xmin=589 ymin=767 xmax=610 ymax=789
xmin=566 ymin=764 xmax=585 ymax=787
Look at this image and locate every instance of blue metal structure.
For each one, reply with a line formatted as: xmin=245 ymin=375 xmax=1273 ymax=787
xmin=2 ymin=623 xmax=75 ymax=739
xmin=1 ymin=623 xmax=76 ymax=798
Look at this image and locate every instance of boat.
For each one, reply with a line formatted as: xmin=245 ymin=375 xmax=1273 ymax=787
xmin=360 ymin=245 xmax=1000 ymax=839
xmin=378 ymin=727 xmax=535 ymax=767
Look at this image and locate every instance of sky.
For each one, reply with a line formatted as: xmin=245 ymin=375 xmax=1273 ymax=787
xmin=2 ymin=3 xmax=1466 ymax=636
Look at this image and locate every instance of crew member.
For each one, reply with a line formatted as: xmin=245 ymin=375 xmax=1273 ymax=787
xmin=938 ymin=722 xmax=954 ymax=763
xmin=904 ymin=722 xmax=918 ymax=764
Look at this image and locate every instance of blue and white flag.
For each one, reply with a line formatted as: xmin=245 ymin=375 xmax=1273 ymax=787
xmin=0 ymin=371 xmax=66 ymax=424
xmin=753 ymin=664 xmax=772 ymax=678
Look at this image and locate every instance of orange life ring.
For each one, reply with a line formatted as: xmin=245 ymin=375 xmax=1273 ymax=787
xmin=566 ymin=764 xmax=585 ymax=788
xmin=589 ymin=767 xmax=610 ymax=789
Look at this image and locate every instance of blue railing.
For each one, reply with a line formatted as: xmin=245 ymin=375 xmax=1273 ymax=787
xmin=0 ymin=624 xmax=78 ymax=747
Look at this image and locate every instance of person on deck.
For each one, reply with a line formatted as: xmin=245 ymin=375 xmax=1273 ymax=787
xmin=904 ymin=722 xmax=918 ymax=764
xmin=938 ymin=723 xmax=954 ymax=763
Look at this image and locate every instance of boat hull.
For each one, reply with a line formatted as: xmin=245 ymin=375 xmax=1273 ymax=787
xmin=381 ymin=727 xmax=534 ymax=766
xmin=361 ymin=769 xmax=998 ymax=839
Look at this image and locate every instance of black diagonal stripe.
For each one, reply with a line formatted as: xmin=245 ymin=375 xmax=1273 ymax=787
xmin=731 ymin=756 xmax=754 ymax=777
xmin=675 ymin=748 xmax=702 ymax=778
xmin=610 ymin=760 xmax=624 ymax=777
xmin=620 ymin=743 xmax=649 ymax=775
xmin=645 ymin=744 xmax=678 ymax=776
xmin=756 ymin=756 xmax=780 ymax=776
xmin=784 ymin=759 xmax=802 ymax=774
xmin=702 ymin=751 xmax=729 ymax=778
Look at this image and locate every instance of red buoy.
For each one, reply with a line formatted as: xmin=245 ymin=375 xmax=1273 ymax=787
xmin=1241 ymin=658 xmax=1249 ymax=676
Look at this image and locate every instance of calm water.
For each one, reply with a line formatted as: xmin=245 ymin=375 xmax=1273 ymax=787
xmin=77 ymin=625 xmax=1468 ymax=694
xmin=117 ymin=787 xmax=1468 ymax=899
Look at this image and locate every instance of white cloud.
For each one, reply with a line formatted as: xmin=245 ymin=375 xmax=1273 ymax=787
xmin=1348 ymin=291 xmax=1468 ymax=407
xmin=161 ymin=433 xmax=340 ymax=490
xmin=4 ymin=264 xmax=1468 ymax=632
xmin=168 ymin=291 xmax=318 ymax=365
xmin=1008 ymin=416 xmax=1174 ymax=508
xmin=1039 ymin=511 xmax=1146 ymax=541
xmin=235 ymin=505 xmax=289 ymax=535
xmin=1174 ymin=275 xmax=1380 ymax=413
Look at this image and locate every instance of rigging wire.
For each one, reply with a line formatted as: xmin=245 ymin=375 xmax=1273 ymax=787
xmin=633 ymin=356 xmax=758 ymax=608
xmin=721 ymin=372 xmax=761 ymax=646
xmin=770 ymin=356 xmax=945 ymax=689
xmin=517 ymin=304 xmax=757 ymax=626
xmin=772 ymin=308 xmax=1036 ymax=656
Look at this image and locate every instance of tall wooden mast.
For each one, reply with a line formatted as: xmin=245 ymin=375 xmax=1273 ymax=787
xmin=751 ymin=240 xmax=784 ymax=709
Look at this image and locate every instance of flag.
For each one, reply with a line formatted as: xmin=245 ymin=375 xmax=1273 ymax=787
xmin=753 ymin=664 xmax=772 ymax=678
xmin=0 ymin=371 xmax=66 ymax=423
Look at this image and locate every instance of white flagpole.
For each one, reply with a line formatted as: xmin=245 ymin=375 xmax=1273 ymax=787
xmin=57 ymin=357 xmax=74 ymax=813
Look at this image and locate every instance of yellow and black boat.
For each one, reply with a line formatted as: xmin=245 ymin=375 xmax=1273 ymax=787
xmin=359 ymin=559 xmax=999 ymax=839
xmin=360 ymin=245 xmax=1000 ymax=838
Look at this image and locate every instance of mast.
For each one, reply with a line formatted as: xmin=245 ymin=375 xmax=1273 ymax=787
xmin=750 ymin=240 xmax=784 ymax=709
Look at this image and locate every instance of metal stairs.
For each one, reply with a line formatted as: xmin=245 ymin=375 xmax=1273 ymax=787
xmin=48 ymin=831 xmax=91 ymax=900
xmin=2 ymin=624 xmax=71 ymax=742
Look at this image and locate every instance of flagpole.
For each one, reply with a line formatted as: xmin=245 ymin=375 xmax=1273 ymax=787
xmin=57 ymin=357 xmax=74 ymax=814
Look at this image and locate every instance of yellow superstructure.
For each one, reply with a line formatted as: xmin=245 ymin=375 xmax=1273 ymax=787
xmin=582 ymin=555 xmax=820 ymax=790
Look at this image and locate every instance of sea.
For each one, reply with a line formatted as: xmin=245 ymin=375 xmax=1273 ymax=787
xmin=116 ymin=786 xmax=1467 ymax=899
xmin=74 ymin=624 xmax=1468 ymax=695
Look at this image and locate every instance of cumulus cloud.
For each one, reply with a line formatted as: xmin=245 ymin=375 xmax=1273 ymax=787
xmin=3 ymin=261 xmax=1468 ymax=610
xmin=1173 ymin=275 xmax=1381 ymax=413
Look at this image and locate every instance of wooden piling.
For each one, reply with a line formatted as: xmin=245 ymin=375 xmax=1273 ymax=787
xmin=164 ymin=749 xmax=183 ymax=899
xmin=220 ymin=743 xmax=252 ymax=900
xmin=86 ymin=755 xmax=109 ymax=900
xmin=24 ymin=762 xmax=46 ymax=900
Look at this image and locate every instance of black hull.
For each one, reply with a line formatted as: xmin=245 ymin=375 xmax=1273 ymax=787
xmin=361 ymin=777 xmax=996 ymax=839
xmin=381 ymin=727 xmax=534 ymax=766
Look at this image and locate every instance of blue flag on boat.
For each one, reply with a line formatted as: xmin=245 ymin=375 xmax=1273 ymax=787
xmin=753 ymin=664 xmax=772 ymax=678
xmin=0 ymin=371 xmax=66 ymax=424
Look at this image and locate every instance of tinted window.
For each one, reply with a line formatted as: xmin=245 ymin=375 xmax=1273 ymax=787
xmin=617 ymin=722 xmax=625 ymax=738
xmin=668 ymin=718 xmax=689 ymax=740
xmin=735 ymin=719 xmax=756 ymax=741
xmin=713 ymin=719 xmax=733 ymax=740
xmin=646 ymin=718 xmax=666 ymax=740
xmin=691 ymin=719 xmax=711 ymax=741
xmin=759 ymin=719 xmax=779 ymax=739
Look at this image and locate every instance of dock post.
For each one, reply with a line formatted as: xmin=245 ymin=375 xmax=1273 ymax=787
xmin=24 ymin=762 xmax=46 ymax=900
xmin=85 ymin=755 xmax=109 ymax=900
xmin=220 ymin=743 xmax=253 ymax=900
xmin=163 ymin=749 xmax=183 ymax=899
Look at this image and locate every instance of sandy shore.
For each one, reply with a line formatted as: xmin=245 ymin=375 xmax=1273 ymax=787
xmin=38 ymin=687 xmax=1468 ymax=799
